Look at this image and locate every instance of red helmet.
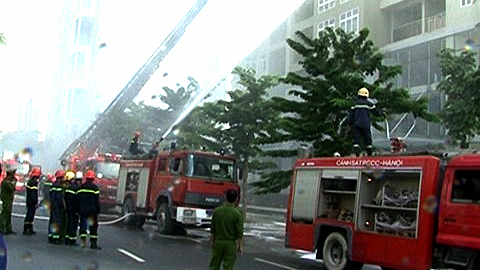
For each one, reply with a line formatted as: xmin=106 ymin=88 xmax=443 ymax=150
xmin=30 ymin=166 xmax=42 ymax=177
xmin=85 ymin=170 xmax=95 ymax=180
xmin=55 ymin=169 xmax=65 ymax=178
xmin=134 ymin=131 xmax=141 ymax=138
xmin=47 ymin=173 xmax=54 ymax=181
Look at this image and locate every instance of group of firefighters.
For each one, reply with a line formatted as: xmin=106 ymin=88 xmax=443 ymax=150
xmin=0 ymin=165 xmax=102 ymax=250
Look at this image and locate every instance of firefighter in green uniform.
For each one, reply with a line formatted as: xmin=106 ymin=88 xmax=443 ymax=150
xmin=209 ymin=189 xmax=244 ymax=270
xmin=0 ymin=165 xmax=17 ymax=235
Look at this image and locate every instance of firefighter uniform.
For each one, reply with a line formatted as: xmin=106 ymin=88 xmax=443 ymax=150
xmin=64 ymin=171 xmax=80 ymax=245
xmin=209 ymin=190 xmax=244 ymax=270
xmin=23 ymin=167 xmax=42 ymax=235
xmin=78 ymin=170 xmax=101 ymax=249
xmin=348 ymin=87 xmax=383 ymax=157
xmin=129 ymin=131 xmax=144 ymax=155
xmin=0 ymin=168 xmax=17 ymax=235
xmin=48 ymin=170 xmax=65 ymax=244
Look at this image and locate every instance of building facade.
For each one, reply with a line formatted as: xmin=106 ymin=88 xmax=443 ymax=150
xmin=49 ymin=0 xmax=102 ymax=139
xmin=242 ymin=0 xmax=480 ymax=149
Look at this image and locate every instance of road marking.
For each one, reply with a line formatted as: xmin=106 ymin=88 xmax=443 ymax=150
xmin=254 ymin=258 xmax=299 ymax=270
xmin=117 ymin=248 xmax=146 ymax=263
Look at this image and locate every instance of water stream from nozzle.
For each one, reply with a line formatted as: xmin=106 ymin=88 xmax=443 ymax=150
xmin=160 ymin=77 xmax=226 ymax=140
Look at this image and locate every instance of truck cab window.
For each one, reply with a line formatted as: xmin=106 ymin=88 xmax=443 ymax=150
xmin=452 ymin=170 xmax=480 ymax=203
xmin=171 ymin=158 xmax=184 ymax=174
xmin=157 ymin=158 xmax=167 ymax=173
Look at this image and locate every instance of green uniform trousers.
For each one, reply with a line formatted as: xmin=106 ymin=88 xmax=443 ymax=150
xmin=209 ymin=240 xmax=237 ymax=270
xmin=0 ymin=199 xmax=13 ymax=232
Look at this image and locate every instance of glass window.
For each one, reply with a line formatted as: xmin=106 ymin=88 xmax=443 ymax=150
xmin=170 ymin=157 xmax=185 ymax=174
xmin=79 ymin=16 xmax=94 ymax=46
xmin=410 ymin=59 xmax=428 ymax=86
xmin=318 ymin=17 xmax=335 ymax=34
xmin=461 ymin=0 xmax=473 ymax=7
xmin=318 ymin=0 xmax=336 ymax=14
xmin=452 ymin=170 xmax=480 ymax=203
xmin=75 ymin=51 xmax=86 ymax=81
xmin=340 ymin=0 xmax=351 ymax=3
xmin=95 ymin=161 xmax=120 ymax=179
xmin=186 ymin=154 xmax=235 ymax=181
xmin=268 ymin=47 xmax=286 ymax=75
xmin=157 ymin=158 xmax=167 ymax=173
xmin=339 ymin=7 xmax=359 ymax=34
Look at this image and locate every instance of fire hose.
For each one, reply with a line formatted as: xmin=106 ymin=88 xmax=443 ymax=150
xmin=11 ymin=212 xmax=134 ymax=226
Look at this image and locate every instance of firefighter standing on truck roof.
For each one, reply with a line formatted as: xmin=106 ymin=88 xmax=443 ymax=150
xmin=23 ymin=166 xmax=42 ymax=235
xmin=48 ymin=170 xmax=66 ymax=244
xmin=64 ymin=171 xmax=80 ymax=245
xmin=78 ymin=170 xmax=101 ymax=249
xmin=129 ymin=131 xmax=144 ymax=155
xmin=348 ymin=87 xmax=384 ymax=157
xmin=0 ymin=165 xmax=17 ymax=235
xmin=209 ymin=189 xmax=244 ymax=270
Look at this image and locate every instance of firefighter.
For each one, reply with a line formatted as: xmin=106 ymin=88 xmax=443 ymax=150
xmin=78 ymin=170 xmax=101 ymax=249
xmin=48 ymin=170 xmax=65 ymax=244
xmin=64 ymin=171 xmax=80 ymax=245
xmin=348 ymin=87 xmax=384 ymax=157
xmin=209 ymin=189 xmax=244 ymax=270
xmin=23 ymin=166 xmax=42 ymax=235
xmin=0 ymin=166 xmax=17 ymax=235
xmin=129 ymin=131 xmax=144 ymax=155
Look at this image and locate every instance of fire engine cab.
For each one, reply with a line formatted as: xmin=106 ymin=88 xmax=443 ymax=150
xmin=286 ymin=153 xmax=480 ymax=270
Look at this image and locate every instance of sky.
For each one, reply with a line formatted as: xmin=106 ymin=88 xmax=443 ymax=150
xmin=0 ymin=0 xmax=305 ymax=135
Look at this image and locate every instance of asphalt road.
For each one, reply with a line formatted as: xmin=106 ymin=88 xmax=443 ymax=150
xmin=3 ymin=196 xmax=381 ymax=270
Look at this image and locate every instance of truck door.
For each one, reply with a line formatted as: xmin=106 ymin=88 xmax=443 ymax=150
xmin=438 ymin=169 xmax=480 ymax=247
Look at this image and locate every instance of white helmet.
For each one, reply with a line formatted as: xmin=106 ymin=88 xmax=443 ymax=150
xmin=75 ymin=171 xmax=83 ymax=179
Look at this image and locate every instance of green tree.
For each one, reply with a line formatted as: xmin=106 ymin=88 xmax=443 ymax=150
xmin=437 ymin=48 xmax=480 ymax=148
xmin=252 ymin=27 xmax=437 ymax=194
xmin=178 ymin=66 xmax=281 ymax=217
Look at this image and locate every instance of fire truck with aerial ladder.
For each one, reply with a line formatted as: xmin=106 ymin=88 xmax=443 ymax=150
xmin=59 ymin=0 xmax=241 ymax=233
xmin=286 ymin=118 xmax=480 ymax=269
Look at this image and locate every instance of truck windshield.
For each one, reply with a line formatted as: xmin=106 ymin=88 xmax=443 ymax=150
xmin=16 ymin=163 xmax=30 ymax=175
xmin=95 ymin=162 xmax=120 ymax=179
xmin=186 ymin=154 xmax=235 ymax=181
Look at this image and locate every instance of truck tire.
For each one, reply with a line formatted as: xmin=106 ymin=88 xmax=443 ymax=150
xmin=322 ymin=232 xmax=363 ymax=270
xmin=156 ymin=203 xmax=175 ymax=235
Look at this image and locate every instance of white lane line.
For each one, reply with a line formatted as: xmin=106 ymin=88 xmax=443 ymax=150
xmin=117 ymin=248 xmax=146 ymax=263
xmin=254 ymin=258 xmax=299 ymax=270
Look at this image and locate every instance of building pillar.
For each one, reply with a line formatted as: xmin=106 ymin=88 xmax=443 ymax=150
xmin=421 ymin=0 xmax=426 ymax=34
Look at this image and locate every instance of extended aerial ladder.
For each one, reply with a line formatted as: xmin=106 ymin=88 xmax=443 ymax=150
xmin=59 ymin=0 xmax=209 ymax=165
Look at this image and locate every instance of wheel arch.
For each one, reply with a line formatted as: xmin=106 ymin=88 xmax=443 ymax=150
xmin=155 ymin=190 xmax=173 ymax=218
xmin=315 ymin=224 xmax=353 ymax=260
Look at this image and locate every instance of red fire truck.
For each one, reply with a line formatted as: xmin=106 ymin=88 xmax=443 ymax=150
xmin=116 ymin=147 xmax=240 ymax=234
xmin=286 ymin=154 xmax=480 ymax=270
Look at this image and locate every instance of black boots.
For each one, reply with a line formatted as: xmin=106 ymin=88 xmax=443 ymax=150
xmin=23 ymin=224 xmax=36 ymax=235
xmin=90 ymin=239 xmax=102 ymax=250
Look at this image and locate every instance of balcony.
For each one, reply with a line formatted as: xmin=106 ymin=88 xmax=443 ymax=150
xmin=392 ymin=12 xmax=446 ymax=42
xmin=425 ymin=12 xmax=445 ymax=33
xmin=393 ymin=19 xmax=422 ymax=42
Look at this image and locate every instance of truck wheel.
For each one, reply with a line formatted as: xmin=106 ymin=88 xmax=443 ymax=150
xmin=322 ymin=232 xmax=363 ymax=270
xmin=122 ymin=198 xmax=135 ymax=226
xmin=156 ymin=203 xmax=174 ymax=235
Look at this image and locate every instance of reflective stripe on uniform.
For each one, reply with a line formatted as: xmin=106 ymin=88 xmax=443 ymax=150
xmin=44 ymin=182 xmax=53 ymax=186
xmin=50 ymin=187 xmax=63 ymax=192
xmin=80 ymin=234 xmax=88 ymax=238
xmin=77 ymin=189 xmax=99 ymax=194
xmin=351 ymin=104 xmax=375 ymax=110
xmin=90 ymin=235 xmax=98 ymax=239
xmin=26 ymin=185 xmax=38 ymax=190
xmin=65 ymin=189 xmax=76 ymax=194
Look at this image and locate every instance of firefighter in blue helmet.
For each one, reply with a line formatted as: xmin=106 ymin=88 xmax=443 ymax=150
xmin=23 ymin=166 xmax=42 ymax=235
xmin=348 ymin=87 xmax=384 ymax=157
xmin=78 ymin=170 xmax=101 ymax=249
xmin=48 ymin=170 xmax=66 ymax=244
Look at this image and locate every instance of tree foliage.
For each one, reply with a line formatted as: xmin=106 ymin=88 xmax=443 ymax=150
xmin=252 ymin=28 xmax=437 ymax=194
xmin=437 ymin=48 xmax=480 ymax=148
xmin=178 ymin=66 xmax=281 ymax=215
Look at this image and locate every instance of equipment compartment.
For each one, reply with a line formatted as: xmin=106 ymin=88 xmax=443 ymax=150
xmin=356 ymin=169 xmax=421 ymax=238
xmin=318 ymin=169 xmax=359 ymax=222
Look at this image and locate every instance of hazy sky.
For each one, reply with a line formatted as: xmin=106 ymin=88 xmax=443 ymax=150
xmin=0 ymin=0 xmax=304 ymax=134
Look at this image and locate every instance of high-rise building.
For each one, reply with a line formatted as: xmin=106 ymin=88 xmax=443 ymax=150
xmin=18 ymin=98 xmax=40 ymax=132
xmin=241 ymin=0 xmax=480 ymax=146
xmin=49 ymin=0 xmax=102 ymax=139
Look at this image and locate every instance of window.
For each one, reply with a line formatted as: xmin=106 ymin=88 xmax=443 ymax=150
xmin=74 ymin=51 xmax=86 ymax=81
xmin=170 ymin=158 xmax=184 ymax=174
xmin=318 ymin=0 xmax=335 ymax=14
xmin=79 ymin=16 xmax=95 ymax=46
xmin=157 ymin=158 xmax=167 ymax=173
xmin=461 ymin=0 xmax=472 ymax=7
xmin=339 ymin=7 xmax=359 ymax=34
xmin=340 ymin=0 xmax=351 ymax=3
xmin=451 ymin=170 xmax=480 ymax=203
xmin=318 ymin=18 xmax=335 ymax=33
